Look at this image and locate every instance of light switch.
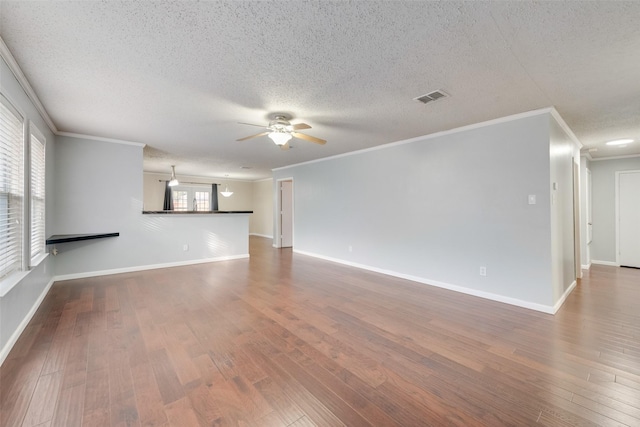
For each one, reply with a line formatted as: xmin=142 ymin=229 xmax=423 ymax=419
xmin=528 ymin=195 xmax=536 ymax=205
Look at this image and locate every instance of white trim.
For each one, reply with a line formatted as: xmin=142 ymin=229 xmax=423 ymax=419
xmin=591 ymin=260 xmax=618 ymax=266
xmin=590 ymin=154 xmax=640 ymax=162
xmin=0 ymin=36 xmax=57 ymax=134
xmin=56 ymin=132 xmax=145 ymax=147
xmin=30 ymin=253 xmax=49 ymax=269
xmin=581 ymin=263 xmax=591 ymax=270
xmin=143 ymin=171 xmax=254 ymax=183
xmin=54 ymin=254 xmax=249 ymax=282
xmin=581 ymin=152 xmax=594 ymax=161
xmin=0 ymin=271 xmax=30 ymax=298
xmin=274 ymin=107 xmax=558 ymax=172
xmin=0 ymin=277 xmax=55 ymax=366
xmin=253 ymin=177 xmax=273 ymax=183
xmin=250 ymin=233 xmax=273 ymax=239
xmin=549 ymin=109 xmax=583 ymax=149
xmin=293 ymin=249 xmax=557 ymax=314
xmin=552 ymin=280 xmax=577 ymax=314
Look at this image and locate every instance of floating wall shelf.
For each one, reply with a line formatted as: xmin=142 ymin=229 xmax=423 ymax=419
xmin=45 ymin=232 xmax=120 ymax=245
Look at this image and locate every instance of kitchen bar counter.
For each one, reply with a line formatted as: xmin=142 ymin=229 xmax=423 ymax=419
xmin=142 ymin=210 xmax=253 ymax=214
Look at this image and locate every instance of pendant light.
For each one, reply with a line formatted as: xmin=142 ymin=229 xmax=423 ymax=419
xmin=220 ymin=186 xmax=234 ymax=197
xmin=220 ymin=175 xmax=233 ymax=197
xmin=168 ymin=165 xmax=179 ymax=186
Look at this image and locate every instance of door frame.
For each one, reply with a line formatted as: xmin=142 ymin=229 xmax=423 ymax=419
xmin=573 ymin=160 xmax=582 ymax=279
xmin=615 ymin=170 xmax=640 ymax=266
xmin=276 ymin=177 xmax=294 ymax=249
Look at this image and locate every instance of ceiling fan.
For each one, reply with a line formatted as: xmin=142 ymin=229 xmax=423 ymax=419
xmin=237 ymin=114 xmax=326 ymax=149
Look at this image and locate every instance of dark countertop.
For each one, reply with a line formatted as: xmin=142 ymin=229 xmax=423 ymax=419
xmin=142 ymin=210 xmax=253 ymax=214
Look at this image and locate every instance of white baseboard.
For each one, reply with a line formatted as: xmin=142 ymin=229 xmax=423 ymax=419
xmin=552 ymin=280 xmax=577 ymax=314
xmin=293 ymin=249 xmax=557 ymax=314
xmin=54 ymin=254 xmax=249 ymax=282
xmin=591 ymin=260 xmax=618 ymax=267
xmin=581 ymin=263 xmax=591 ymax=270
xmin=249 ymin=233 xmax=273 ymax=239
xmin=0 ymin=277 xmax=55 ymax=366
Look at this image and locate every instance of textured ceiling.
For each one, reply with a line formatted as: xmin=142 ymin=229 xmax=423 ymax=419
xmin=1 ymin=1 xmax=639 ymax=180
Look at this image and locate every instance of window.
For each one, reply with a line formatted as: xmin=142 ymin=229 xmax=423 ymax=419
xmin=172 ymin=190 xmax=188 ymax=211
xmin=0 ymin=94 xmax=24 ymax=280
xmin=194 ymin=191 xmax=210 ymax=212
xmin=172 ymin=186 xmax=211 ymax=211
xmin=30 ymin=126 xmax=46 ymax=262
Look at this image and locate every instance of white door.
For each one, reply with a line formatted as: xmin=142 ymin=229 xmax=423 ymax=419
xmin=619 ymin=171 xmax=640 ymax=268
xmin=587 ymin=169 xmax=593 ymax=244
xmin=586 ymin=169 xmax=592 ymax=263
xmin=280 ymin=180 xmax=293 ymax=248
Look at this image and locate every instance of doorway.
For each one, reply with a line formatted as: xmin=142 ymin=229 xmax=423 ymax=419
xmin=278 ymin=179 xmax=293 ymax=248
xmin=617 ymin=170 xmax=640 ymax=268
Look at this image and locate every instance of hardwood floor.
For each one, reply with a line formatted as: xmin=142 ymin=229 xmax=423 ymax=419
xmin=2 ymin=236 xmax=640 ymax=426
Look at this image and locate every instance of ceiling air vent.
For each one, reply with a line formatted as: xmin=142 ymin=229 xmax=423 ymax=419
xmin=414 ymin=90 xmax=449 ymax=105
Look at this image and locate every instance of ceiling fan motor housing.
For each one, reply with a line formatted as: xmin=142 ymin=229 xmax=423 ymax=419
xmin=269 ymin=116 xmax=292 ymax=132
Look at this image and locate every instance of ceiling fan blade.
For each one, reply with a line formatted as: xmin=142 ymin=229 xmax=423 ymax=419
xmin=238 ymin=122 xmax=268 ymax=128
xmin=280 ymin=143 xmax=291 ymax=151
xmin=290 ymin=123 xmax=311 ymax=131
xmin=292 ymin=132 xmax=326 ymax=145
xmin=237 ymin=131 xmax=269 ymax=141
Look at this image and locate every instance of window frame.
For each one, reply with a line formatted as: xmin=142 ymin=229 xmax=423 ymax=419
xmin=172 ymin=185 xmax=212 ymax=212
xmin=0 ymin=92 xmax=25 ymax=283
xmin=29 ymin=124 xmax=46 ymax=264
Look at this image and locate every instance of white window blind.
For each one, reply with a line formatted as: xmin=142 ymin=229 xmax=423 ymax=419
xmin=0 ymin=94 xmax=24 ymax=280
xmin=30 ymin=127 xmax=45 ymax=261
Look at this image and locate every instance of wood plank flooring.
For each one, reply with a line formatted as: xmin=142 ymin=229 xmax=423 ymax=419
xmin=2 ymin=236 xmax=640 ymax=426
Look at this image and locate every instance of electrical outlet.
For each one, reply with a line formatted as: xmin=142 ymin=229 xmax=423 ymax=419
xmin=480 ymin=266 xmax=487 ymax=276
xmin=348 ymin=245 xmax=353 ymax=252
xmin=183 ymin=244 xmax=189 ymax=251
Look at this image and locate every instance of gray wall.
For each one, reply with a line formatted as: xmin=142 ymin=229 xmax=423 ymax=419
xmin=53 ymin=136 xmax=249 ymax=277
xmin=0 ymin=55 xmax=56 ymax=360
xmin=590 ymin=156 xmax=640 ymax=263
xmin=274 ymin=112 xmax=557 ymax=308
xmin=548 ymin=116 xmax=579 ymax=302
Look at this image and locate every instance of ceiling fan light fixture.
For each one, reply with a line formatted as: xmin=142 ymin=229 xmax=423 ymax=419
xmin=269 ymin=131 xmax=293 ymax=146
xmin=168 ymin=165 xmax=179 ymax=186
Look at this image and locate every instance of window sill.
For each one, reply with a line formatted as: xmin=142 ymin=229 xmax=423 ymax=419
xmin=0 ymin=270 xmax=30 ymax=298
xmin=30 ymin=252 xmax=49 ymax=268
xmin=0 ymin=253 xmax=49 ymax=298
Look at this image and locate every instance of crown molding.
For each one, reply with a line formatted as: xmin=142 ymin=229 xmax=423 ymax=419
xmin=549 ymin=107 xmax=583 ymax=149
xmin=590 ymin=153 xmax=640 ymax=162
xmin=0 ymin=36 xmax=57 ymax=134
xmin=581 ymin=152 xmax=594 ymax=161
xmin=57 ymin=131 xmax=145 ymax=147
xmin=275 ymin=107 xmax=559 ymax=172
